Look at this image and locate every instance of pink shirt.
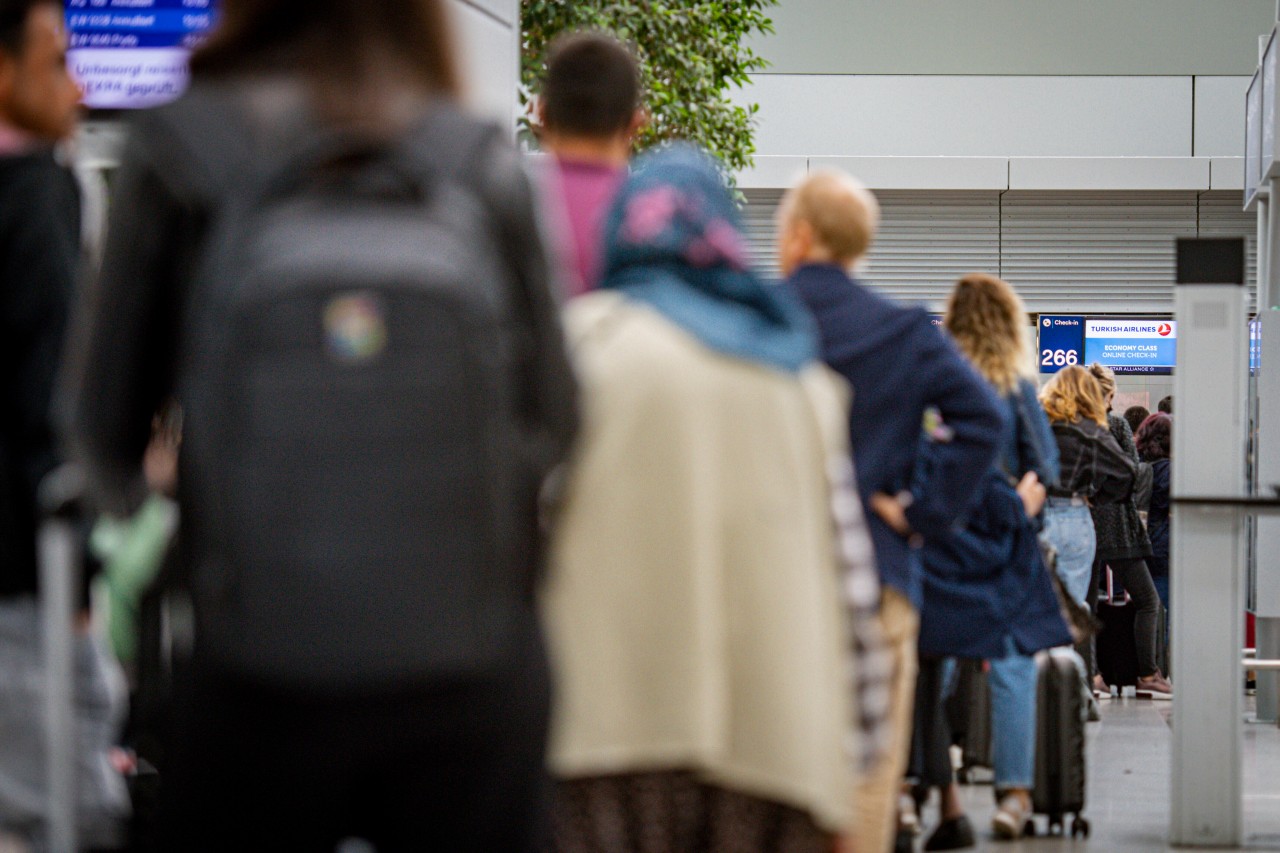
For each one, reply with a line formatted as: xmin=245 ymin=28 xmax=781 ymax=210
xmin=0 ymin=120 xmax=36 ymax=156
xmin=547 ymin=156 xmax=626 ymax=299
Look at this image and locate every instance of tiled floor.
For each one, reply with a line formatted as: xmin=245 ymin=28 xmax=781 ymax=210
xmin=914 ymin=695 xmax=1280 ymax=851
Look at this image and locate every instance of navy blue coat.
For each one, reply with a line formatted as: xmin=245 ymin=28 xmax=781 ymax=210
xmin=918 ymin=379 xmax=1068 ymax=658
xmin=1146 ymin=458 xmax=1170 ymax=578
xmin=787 ymin=264 xmax=1005 ymax=608
xmin=918 ymin=468 xmax=1073 ymax=658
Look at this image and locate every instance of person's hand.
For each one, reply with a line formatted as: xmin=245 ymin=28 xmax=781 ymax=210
xmin=870 ymin=492 xmax=912 ymax=536
xmin=143 ymin=439 xmax=178 ymax=497
xmin=1016 ymin=471 xmax=1046 ymax=518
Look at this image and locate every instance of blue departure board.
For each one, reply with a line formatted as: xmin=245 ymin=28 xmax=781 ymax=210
xmin=65 ymin=0 xmax=219 ymax=110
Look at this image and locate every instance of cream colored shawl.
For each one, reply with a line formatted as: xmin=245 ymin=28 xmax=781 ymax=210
xmin=543 ymin=292 xmax=858 ymax=833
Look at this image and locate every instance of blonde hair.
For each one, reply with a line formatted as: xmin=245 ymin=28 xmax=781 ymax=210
xmin=943 ymin=273 xmax=1033 ymax=394
xmin=779 ymin=170 xmax=880 ymax=265
xmin=1088 ymin=362 xmax=1116 ymax=400
xmin=1040 ymin=365 xmax=1108 ymax=426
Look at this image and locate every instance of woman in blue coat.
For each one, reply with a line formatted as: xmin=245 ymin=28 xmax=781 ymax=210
xmin=910 ymin=274 xmax=1072 ymax=849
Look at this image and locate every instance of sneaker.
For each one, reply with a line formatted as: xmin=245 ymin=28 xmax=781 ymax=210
xmin=1092 ymin=674 xmax=1111 ymax=699
xmin=924 ymin=815 xmax=976 ymax=850
xmin=1136 ymin=672 xmax=1173 ymax=700
xmin=899 ymin=792 xmax=922 ymax=836
xmin=992 ymin=792 xmax=1032 ymax=840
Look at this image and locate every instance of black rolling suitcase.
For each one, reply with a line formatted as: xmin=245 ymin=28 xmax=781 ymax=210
xmin=1095 ymin=568 xmax=1139 ymax=689
xmin=945 ymin=659 xmax=993 ymax=783
xmin=1030 ymin=648 xmax=1090 ymax=838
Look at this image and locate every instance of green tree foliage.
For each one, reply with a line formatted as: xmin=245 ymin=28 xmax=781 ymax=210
xmin=521 ymin=0 xmax=778 ymax=173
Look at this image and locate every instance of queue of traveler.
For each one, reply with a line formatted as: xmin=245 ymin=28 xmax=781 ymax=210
xmin=0 ymin=1 xmax=1182 ymax=850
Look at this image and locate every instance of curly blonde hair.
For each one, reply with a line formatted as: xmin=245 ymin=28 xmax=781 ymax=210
xmin=1040 ymin=365 xmax=1108 ymax=426
xmin=1087 ymin=362 xmax=1116 ymax=401
xmin=943 ymin=273 xmax=1032 ymax=394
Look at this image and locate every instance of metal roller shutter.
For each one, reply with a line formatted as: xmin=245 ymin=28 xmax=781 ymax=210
xmin=1196 ymin=190 xmax=1258 ymax=315
xmin=742 ymin=189 xmax=1000 ymax=310
xmin=1001 ymin=191 xmax=1198 ymax=315
xmin=743 ymin=189 xmax=1255 ymax=315
xmin=742 ymin=189 xmax=786 ymax=279
xmin=857 ymin=191 xmax=1001 ymax=310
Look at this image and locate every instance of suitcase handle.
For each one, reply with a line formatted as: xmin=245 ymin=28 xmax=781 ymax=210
xmin=37 ymin=463 xmax=87 ymax=853
xmin=1104 ymin=567 xmax=1132 ymax=605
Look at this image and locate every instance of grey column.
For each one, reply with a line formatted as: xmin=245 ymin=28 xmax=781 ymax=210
xmin=1170 ymin=239 xmax=1249 ymax=848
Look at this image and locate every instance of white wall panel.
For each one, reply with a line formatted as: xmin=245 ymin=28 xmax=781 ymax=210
xmin=1210 ymin=157 xmax=1246 ymax=191
xmin=741 ymin=75 xmax=1192 ymax=158
xmin=808 ymin=157 xmax=1008 ymax=190
xmin=1195 ymin=76 xmax=1250 ymax=158
xmin=450 ymin=0 xmax=517 ymax=127
xmin=738 ymin=156 xmax=808 ymax=190
xmin=751 ymin=0 xmax=1273 ymax=77
xmin=453 ymin=0 xmax=516 ymax=26
xmin=1009 ymin=157 xmax=1209 ymax=191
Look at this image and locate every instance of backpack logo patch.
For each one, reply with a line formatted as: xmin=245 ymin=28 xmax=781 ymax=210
xmin=324 ymin=293 xmax=387 ymax=364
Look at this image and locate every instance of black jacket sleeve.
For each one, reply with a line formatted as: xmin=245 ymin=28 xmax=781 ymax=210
xmin=1088 ymin=427 xmax=1137 ymax=507
xmin=2 ymin=159 xmax=79 ymax=501
xmin=475 ymin=138 xmax=579 ymax=480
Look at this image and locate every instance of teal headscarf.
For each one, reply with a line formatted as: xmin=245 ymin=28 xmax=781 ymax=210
xmin=599 ymin=144 xmax=818 ymax=373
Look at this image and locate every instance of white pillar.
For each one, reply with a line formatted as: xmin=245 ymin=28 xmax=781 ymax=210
xmin=1170 ymin=238 xmax=1249 ymax=848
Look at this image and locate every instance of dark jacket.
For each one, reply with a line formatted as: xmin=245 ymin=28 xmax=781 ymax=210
xmin=1048 ymin=416 xmax=1136 ymax=507
xmin=1090 ymin=413 xmax=1152 ymax=561
xmin=1146 ymin=458 xmax=1171 ymax=577
xmin=918 ymin=468 xmax=1072 ymax=658
xmin=787 ymin=264 xmax=1005 ymax=608
xmin=1002 ymin=378 xmax=1060 ymax=489
xmin=918 ymin=381 xmax=1068 ymax=658
xmin=1 ymin=151 xmax=80 ymax=598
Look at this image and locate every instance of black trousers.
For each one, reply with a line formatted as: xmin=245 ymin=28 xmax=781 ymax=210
xmin=909 ymin=655 xmax=954 ymax=791
xmin=158 ymin=634 xmax=552 ymax=852
xmin=1082 ymin=555 xmax=1162 ymax=678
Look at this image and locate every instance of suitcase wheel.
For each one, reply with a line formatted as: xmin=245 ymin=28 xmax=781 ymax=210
xmin=1071 ymin=816 xmax=1091 ymax=838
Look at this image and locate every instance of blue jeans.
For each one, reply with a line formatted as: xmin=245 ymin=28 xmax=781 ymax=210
xmin=989 ymin=637 xmax=1037 ymax=790
xmin=1152 ymin=573 xmax=1169 ymax=611
xmin=1043 ymin=500 xmax=1096 ymax=605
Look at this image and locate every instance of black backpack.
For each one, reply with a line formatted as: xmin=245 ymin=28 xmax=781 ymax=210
xmin=160 ymin=92 xmax=548 ymax=690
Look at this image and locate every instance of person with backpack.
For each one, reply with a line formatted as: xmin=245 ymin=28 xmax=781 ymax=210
xmin=63 ymin=1 xmax=578 ymax=849
xmin=543 ymin=144 xmax=880 ymax=853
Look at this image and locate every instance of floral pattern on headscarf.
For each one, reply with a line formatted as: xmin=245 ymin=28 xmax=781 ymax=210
xmin=600 ymin=144 xmax=817 ymax=374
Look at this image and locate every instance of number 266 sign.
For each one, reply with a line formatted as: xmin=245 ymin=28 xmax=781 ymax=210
xmin=1038 ymin=316 xmax=1084 ymax=374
